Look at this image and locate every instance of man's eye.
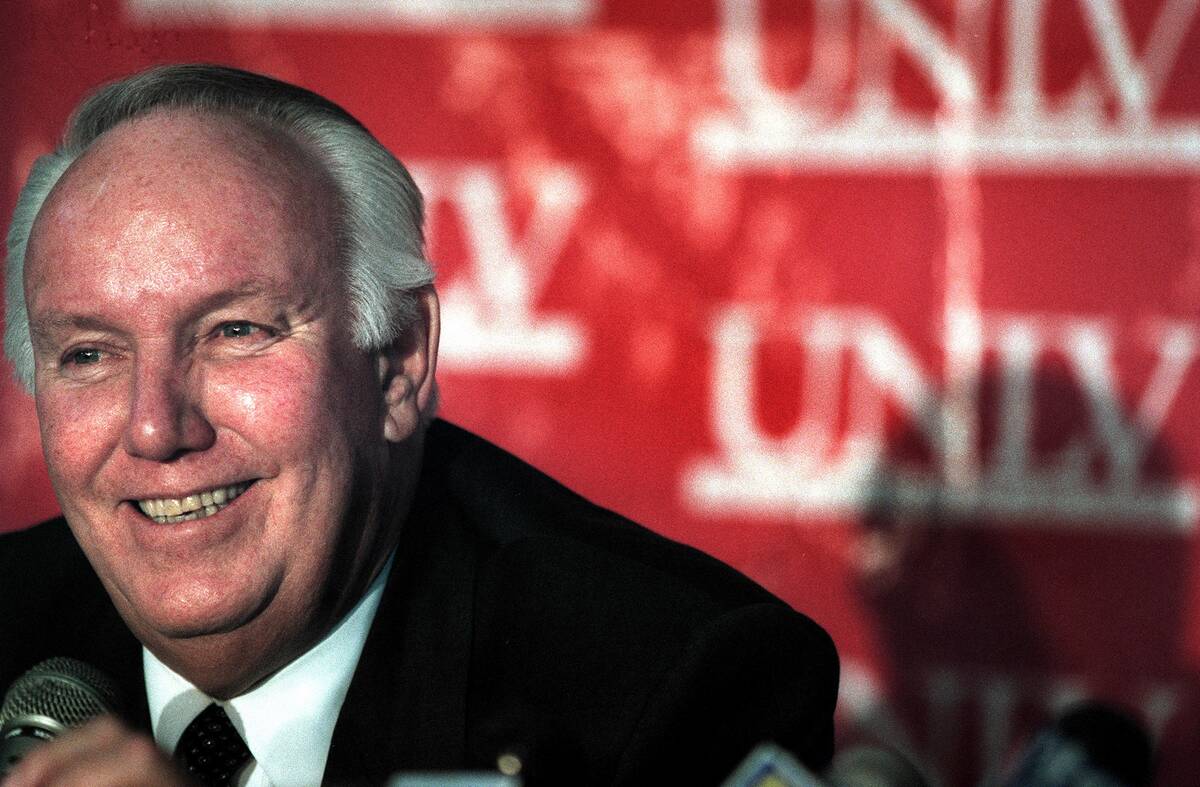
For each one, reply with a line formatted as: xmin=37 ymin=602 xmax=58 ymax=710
xmin=219 ymin=322 xmax=260 ymax=339
xmin=66 ymin=349 xmax=103 ymax=366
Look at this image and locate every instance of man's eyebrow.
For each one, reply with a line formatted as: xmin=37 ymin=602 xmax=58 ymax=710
xmin=28 ymin=314 xmax=125 ymax=345
xmin=179 ymin=281 xmax=283 ymax=324
xmin=28 ymin=282 xmax=283 ymax=344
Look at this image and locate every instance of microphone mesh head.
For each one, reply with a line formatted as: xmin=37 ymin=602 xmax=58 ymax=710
xmin=0 ymin=657 xmax=121 ymax=729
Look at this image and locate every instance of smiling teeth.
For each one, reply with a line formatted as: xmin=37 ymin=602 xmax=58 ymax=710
xmin=137 ymin=482 xmax=250 ymax=524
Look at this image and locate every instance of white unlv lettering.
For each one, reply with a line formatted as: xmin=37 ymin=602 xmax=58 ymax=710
xmin=683 ymin=305 xmax=1199 ymax=530
xmin=412 ymin=163 xmax=588 ymax=374
xmin=696 ymin=0 xmax=1200 ymax=169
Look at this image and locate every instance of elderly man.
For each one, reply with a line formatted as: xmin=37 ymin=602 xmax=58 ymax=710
xmin=0 ymin=65 xmax=837 ymax=785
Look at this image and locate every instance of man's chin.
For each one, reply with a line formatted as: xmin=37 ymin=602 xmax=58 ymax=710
xmin=119 ymin=592 xmax=271 ymax=644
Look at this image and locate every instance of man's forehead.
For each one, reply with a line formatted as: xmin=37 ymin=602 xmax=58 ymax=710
xmin=24 ymin=109 xmax=341 ymax=315
xmin=31 ymin=110 xmax=332 ymax=248
xmin=36 ymin=109 xmax=326 ymax=234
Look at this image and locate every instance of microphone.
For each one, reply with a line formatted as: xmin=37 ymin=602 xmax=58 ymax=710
xmin=825 ymin=744 xmax=930 ymax=787
xmin=1002 ymin=701 xmax=1153 ymax=787
xmin=0 ymin=657 xmax=122 ymax=776
xmin=721 ymin=742 xmax=827 ymax=787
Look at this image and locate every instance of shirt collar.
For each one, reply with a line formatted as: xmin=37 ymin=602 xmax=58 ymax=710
xmin=144 ymin=553 xmax=394 ymax=787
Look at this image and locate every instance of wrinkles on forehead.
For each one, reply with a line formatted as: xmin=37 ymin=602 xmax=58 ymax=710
xmin=28 ymin=278 xmax=307 ymax=349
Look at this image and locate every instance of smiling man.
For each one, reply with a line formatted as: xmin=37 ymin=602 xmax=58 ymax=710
xmin=0 ymin=65 xmax=837 ymax=786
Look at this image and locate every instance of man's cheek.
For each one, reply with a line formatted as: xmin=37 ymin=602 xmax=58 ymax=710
xmin=207 ymin=355 xmax=328 ymax=441
xmin=37 ymin=391 xmax=125 ymax=483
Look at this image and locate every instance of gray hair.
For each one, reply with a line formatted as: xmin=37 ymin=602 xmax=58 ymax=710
xmin=4 ymin=63 xmax=433 ymax=391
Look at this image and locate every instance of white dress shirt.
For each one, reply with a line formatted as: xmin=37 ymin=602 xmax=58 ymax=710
xmin=144 ymin=555 xmax=393 ymax=787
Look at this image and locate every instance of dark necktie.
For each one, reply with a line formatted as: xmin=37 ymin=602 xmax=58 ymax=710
xmin=173 ymin=702 xmax=253 ymax=787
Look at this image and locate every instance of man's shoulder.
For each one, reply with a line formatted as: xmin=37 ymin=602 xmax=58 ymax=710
xmin=424 ymin=419 xmax=809 ymax=613
xmin=420 ymin=420 xmax=839 ymax=778
xmin=0 ymin=516 xmax=95 ymax=605
xmin=0 ymin=518 xmax=143 ymax=720
xmin=1 ymin=514 xmax=77 ymax=550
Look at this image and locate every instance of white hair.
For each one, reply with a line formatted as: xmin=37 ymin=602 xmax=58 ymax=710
xmin=4 ymin=63 xmax=434 ymax=391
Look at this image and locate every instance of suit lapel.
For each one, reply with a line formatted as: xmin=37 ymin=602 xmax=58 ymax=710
xmin=323 ymin=455 xmax=479 ymax=782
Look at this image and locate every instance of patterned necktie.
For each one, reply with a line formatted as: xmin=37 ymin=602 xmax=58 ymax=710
xmin=173 ymin=703 xmax=253 ymax=787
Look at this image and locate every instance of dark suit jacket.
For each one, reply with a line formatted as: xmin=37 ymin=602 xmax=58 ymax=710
xmin=0 ymin=420 xmax=838 ymax=784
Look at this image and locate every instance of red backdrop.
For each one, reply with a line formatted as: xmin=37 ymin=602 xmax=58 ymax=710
xmin=3 ymin=1 xmax=1199 ymax=783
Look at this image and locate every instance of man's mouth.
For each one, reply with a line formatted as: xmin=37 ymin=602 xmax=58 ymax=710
xmin=136 ymin=482 xmax=252 ymax=524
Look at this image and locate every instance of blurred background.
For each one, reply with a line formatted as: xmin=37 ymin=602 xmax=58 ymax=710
xmin=2 ymin=1 xmax=1198 ymax=783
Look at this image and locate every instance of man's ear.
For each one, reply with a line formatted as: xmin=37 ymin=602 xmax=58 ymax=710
xmin=377 ymin=286 xmax=440 ymax=443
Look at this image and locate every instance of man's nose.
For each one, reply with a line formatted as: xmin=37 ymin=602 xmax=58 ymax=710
xmin=121 ymin=356 xmax=216 ymax=461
